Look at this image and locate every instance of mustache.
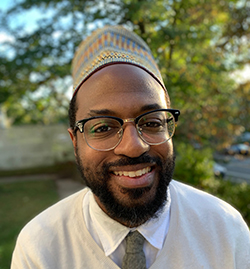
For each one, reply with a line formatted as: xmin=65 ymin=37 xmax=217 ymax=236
xmin=104 ymin=153 xmax=163 ymax=169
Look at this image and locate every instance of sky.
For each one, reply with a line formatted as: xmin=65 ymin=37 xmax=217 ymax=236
xmin=0 ymin=0 xmax=14 ymax=42
xmin=232 ymin=65 xmax=250 ymax=83
xmin=0 ymin=0 xmax=74 ymax=100
xmin=0 ymin=0 xmax=11 ymax=11
xmin=0 ymin=0 xmax=55 ymax=38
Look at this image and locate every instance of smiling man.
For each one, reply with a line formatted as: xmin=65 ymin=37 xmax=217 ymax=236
xmin=68 ymin=63 xmax=176 ymax=229
xmin=11 ymin=26 xmax=250 ymax=269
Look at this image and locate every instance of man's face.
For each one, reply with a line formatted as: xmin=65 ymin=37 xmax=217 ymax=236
xmin=68 ymin=64 xmax=175 ymax=227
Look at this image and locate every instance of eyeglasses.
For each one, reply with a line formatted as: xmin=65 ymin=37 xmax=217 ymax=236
xmin=74 ymin=109 xmax=180 ymax=151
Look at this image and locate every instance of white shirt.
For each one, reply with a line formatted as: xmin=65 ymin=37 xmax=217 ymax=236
xmin=82 ymin=189 xmax=171 ymax=268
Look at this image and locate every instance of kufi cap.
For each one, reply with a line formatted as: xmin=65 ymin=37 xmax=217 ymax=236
xmin=72 ymin=25 xmax=168 ymax=100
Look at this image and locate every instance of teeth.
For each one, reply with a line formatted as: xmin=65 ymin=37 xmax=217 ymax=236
xmin=113 ymin=167 xmax=151 ymax=178
xmin=135 ymin=170 xmax=142 ymax=176
xmin=128 ymin=171 xmax=135 ymax=177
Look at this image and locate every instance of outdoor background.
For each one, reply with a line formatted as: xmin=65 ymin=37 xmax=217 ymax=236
xmin=0 ymin=0 xmax=250 ymax=268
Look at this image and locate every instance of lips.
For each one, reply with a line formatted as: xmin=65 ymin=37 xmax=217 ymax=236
xmin=113 ymin=166 xmax=151 ymax=178
xmin=111 ymin=165 xmax=155 ymax=189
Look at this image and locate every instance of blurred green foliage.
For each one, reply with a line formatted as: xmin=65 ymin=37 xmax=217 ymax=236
xmin=174 ymin=142 xmax=214 ymax=187
xmin=174 ymin=142 xmax=250 ymax=227
xmin=0 ymin=0 xmax=250 ymax=149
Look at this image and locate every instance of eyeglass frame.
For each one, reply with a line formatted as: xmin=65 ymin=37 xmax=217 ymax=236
xmin=74 ymin=108 xmax=180 ymax=151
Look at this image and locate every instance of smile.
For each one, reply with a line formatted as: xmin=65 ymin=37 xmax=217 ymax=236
xmin=113 ymin=166 xmax=152 ymax=178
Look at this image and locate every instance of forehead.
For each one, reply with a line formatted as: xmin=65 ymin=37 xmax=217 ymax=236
xmin=75 ymin=64 xmax=168 ymax=119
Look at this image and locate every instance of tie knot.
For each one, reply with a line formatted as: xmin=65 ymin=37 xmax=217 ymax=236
xmin=125 ymin=231 xmax=145 ymax=253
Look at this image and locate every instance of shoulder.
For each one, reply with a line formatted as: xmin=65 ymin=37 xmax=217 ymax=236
xmin=169 ymin=180 xmax=248 ymax=229
xmin=170 ymin=180 xmax=236 ymax=211
xmin=11 ymin=187 xmax=104 ymax=268
xmin=17 ymin=187 xmax=89 ymax=244
xmin=168 ymin=180 xmax=250 ymax=266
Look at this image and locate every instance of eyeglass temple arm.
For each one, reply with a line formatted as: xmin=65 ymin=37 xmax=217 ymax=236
xmin=74 ymin=122 xmax=84 ymax=133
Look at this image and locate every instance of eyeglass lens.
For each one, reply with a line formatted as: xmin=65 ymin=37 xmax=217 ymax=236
xmin=83 ymin=111 xmax=175 ymax=151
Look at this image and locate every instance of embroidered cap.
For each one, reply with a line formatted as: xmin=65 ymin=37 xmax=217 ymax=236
xmin=72 ymin=25 xmax=168 ymax=103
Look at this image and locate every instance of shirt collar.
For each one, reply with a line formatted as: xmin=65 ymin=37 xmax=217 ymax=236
xmin=138 ymin=188 xmax=171 ymax=250
xmin=89 ymin=188 xmax=171 ymax=257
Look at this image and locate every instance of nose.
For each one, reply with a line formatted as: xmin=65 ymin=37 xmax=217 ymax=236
xmin=113 ymin=124 xmax=150 ymax=157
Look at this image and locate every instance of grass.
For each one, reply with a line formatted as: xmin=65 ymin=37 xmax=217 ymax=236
xmin=0 ymin=179 xmax=59 ymax=269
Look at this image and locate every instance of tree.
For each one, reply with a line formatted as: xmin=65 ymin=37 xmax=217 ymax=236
xmin=0 ymin=0 xmax=250 ymax=148
xmin=121 ymin=0 xmax=250 ymax=148
xmin=235 ymin=80 xmax=250 ymax=132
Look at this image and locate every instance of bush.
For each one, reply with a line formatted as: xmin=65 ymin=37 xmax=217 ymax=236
xmin=173 ymin=142 xmax=214 ymax=188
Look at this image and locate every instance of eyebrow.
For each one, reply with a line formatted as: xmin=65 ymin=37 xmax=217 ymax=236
xmin=140 ymin=103 xmax=162 ymax=111
xmin=88 ymin=103 xmax=162 ymax=117
xmin=88 ymin=104 xmax=163 ymax=117
xmin=88 ymin=109 xmax=115 ymax=116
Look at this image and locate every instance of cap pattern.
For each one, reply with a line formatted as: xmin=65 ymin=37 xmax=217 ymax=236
xmin=72 ymin=25 xmax=166 ymax=98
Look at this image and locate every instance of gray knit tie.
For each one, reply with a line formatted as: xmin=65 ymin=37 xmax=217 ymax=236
xmin=122 ymin=231 xmax=147 ymax=269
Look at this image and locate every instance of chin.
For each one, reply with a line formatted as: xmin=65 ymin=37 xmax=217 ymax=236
xmin=76 ymin=148 xmax=175 ymax=227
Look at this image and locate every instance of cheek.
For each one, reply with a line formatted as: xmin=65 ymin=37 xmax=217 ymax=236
xmin=76 ymin=135 xmax=109 ymax=169
xmin=152 ymin=140 xmax=173 ymax=160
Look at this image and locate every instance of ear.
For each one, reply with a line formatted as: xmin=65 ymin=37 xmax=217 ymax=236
xmin=68 ymin=128 xmax=77 ymax=155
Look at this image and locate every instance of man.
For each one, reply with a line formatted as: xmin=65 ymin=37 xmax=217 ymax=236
xmin=11 ymin=25 xmax=250 ymax=269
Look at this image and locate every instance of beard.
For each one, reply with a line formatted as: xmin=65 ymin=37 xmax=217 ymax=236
xmin=75 ymin=149 xmax=175 ymax=227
